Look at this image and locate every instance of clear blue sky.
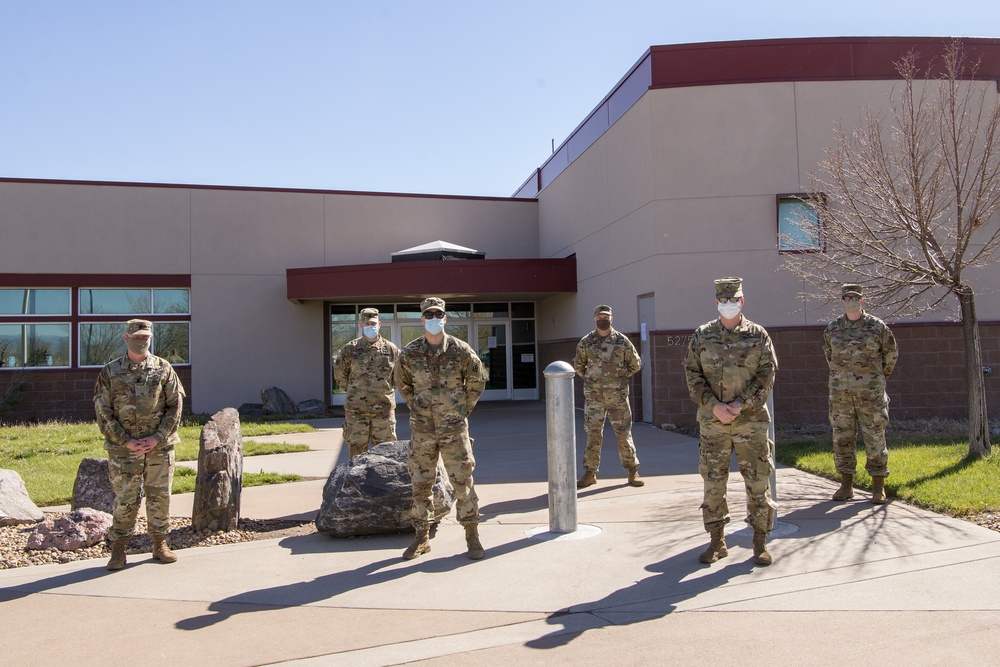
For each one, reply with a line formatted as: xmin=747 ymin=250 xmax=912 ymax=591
xmin=0 ymin=1 xmax=994 ymax=197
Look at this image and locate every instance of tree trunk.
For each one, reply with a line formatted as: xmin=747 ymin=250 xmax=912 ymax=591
xmin=958 ymin=290 xmax=991 ymax=457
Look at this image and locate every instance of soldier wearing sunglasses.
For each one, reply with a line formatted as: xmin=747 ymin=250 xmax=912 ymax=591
xmin=394 ymin=297 xmax=488 ymax=561
xmin=684 ymin=277 xmax=778 ymax=566
xmin=823 ymin=284 xmax=898 ymax=505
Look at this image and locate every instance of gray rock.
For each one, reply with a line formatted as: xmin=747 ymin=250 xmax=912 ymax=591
xmin=26 ymin=508 xmax=113 ymax=551
xmin=71 ymin=457 xmax=118 ymax=514
xmin=0 ymin=469 xmax=45 ymax=526
xmin=238 ymin=403 xmax=267 ymax=419
xmin=261 ymin=387 xmax=296 ymax=415
xmin=316 ymin=440 xmax=455 ymax=538
xmin=297 ymin=399 xmax=327 ymax=416
xmin=192 ymin=408 xmax=243 ymax=532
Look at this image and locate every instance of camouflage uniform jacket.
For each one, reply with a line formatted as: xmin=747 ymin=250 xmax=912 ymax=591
xmin=573 ymin=329 xmax=641 ymax=390
xmin=823 ymin=313 xmax=897 ymax=394
xmin=94 ymin=353 xmax=186 ymax=451
xmin=394 ymin=334 xmax=487 ymax=435
xmin=683 ymin=316 xmax=777 ymax=421
xmin=334 ymin=335 xmax=400 ymax=412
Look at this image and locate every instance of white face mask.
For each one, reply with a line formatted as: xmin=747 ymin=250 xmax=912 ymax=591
xmin=424 ymin=318 xmax=445 ymax=335
xmin=718 ymin=301 xmax=742 ymax=319
xmin=363 ymin=324 xmax=379 ymax=339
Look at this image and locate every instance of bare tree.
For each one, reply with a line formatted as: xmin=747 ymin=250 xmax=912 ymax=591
xmin=783 ymin=39 xmax=1000 ymax=457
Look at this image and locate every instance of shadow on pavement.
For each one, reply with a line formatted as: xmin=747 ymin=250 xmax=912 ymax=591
xmin=174 ymin=533 xmax=540 ymax=631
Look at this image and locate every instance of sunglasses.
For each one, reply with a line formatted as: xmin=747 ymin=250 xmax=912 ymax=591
xmin=717 ymin=297 xmax=741 ymax=304
xmin=843 ymin=295 xmax=862 ymax=302
xmin=422 ymin=311 xmax=446 ymax=319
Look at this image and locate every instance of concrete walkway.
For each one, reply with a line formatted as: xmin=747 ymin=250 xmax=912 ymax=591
xmin=2 ymin=401 xmax=999 ymax=666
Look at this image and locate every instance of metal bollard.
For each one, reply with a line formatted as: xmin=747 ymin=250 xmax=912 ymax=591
xmin=767 ymin=392 xmax=777 ymax=501
xmin=544 ymin=360 xmax=578 ymax=533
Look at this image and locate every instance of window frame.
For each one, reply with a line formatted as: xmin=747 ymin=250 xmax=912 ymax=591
xmin=777 ymin=193 xmax=825 ymax=254
xmin=0 ymin=278 xmax=191 ymax=371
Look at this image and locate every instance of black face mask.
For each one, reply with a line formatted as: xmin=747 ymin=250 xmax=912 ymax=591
xmin=596 ymin=319 xmax=611 ymax=331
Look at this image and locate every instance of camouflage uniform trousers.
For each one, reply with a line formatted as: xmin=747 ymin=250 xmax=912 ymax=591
xmin=343 ymin=407 xmax=397 ymax=458
xmin=698 ymin=418 xmax=776 ymax=534
xmin=107 ymin=446 xmax=174 ymax=541
xmin=408 ymin=428 xmax=479 ymax=530
xmin=830 ymin=390 xmax=889 ymax=477
xmin=581 ymin=387 xmax=639 ymax=473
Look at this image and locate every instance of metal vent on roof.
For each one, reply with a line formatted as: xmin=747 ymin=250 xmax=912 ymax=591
xmin=390 ymin=240 xmax=485 ymax=262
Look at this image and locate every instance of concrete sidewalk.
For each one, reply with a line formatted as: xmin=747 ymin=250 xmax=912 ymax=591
xmin=2 ymin=401 xmax=999 ymax=666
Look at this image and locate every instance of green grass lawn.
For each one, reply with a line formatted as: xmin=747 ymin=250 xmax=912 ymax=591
xmin=0 ymin=419 xmax=315 ymax=507
xmin=777 ymin=437 xmax=1000 ymax=515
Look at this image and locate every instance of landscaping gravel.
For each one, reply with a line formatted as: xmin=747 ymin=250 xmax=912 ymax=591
xmin=1 ymin=515 xmax=315 ymax=570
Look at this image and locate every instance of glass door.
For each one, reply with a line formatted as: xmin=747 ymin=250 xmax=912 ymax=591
xmin=474 ymin=321 xmax=511 ymax=400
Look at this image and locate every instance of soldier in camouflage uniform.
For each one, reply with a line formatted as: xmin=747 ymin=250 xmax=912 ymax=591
xmin=684 ymin=278 xmax=778 ymax=566
xmin=335 ymin=308 xmax=401 ymax=458
xmin=823 ymin=283 xmax=898 ymax=505
xmin=94 ymin=319 xmax=185 ymax=571
xmin=394 ymin=297 xmax=488 ymax=561
xmin=574 ymin=304 xmax=644 ymax=489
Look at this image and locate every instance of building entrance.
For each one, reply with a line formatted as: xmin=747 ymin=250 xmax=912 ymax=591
xmin=329 ymin=302 xmax=537 ymax=406
xmin=475 ymin=321 xmax=510 ymax=400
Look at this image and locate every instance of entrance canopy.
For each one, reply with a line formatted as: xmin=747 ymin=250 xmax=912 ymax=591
xmin=286 ymin=256 xmax=577 ymax=303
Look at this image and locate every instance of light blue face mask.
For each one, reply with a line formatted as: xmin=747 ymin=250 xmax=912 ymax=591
xmin=363 ymin=325 xmax=379 ymax=339
xmin=424 ymin=318 xmax=445 ymax=335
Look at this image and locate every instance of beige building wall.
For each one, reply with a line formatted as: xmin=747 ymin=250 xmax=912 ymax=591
xmin=0 ymin=180 xmax=540 ymax=415
xmin=0 ymin=182 xmax=193 ymax=274
xmin=537 ymin=77 xmax=1000 ymax=343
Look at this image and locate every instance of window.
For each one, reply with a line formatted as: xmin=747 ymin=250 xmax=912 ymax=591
xmin=0 ymin=282 xmax=190 ymax=370
xmin=78 ymin=288 xmax=191 ymax=366
xmin=777 ymin=194 xmax=824 ymax=253
xmin=0 ymin=323 xmax=70 ymax=368
xmin=0 ymin=289 xmax=70 ymax=315
xmin=80 ymin=288 xmax=190 ymax=315
xmin=0 ymin=289 xmax=72 ymax=368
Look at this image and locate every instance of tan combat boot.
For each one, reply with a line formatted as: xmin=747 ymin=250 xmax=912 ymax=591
xmin=698 ymin=525 xmax=728 ymax=564
xmin=753 ymin=527 xmax=773 ymax=566
xmin=403 ymin=526 xmax=431 ymax=560
xmin=465 ymin=524 xmax=485 ymax=560
xmin=871 ymin=476 xmax=887 ymax=505
xmin=151 ymin=534 xmax=178 ymax=563
xmin=627 ymin=466 xmax=645 ymax=487
xmin=106 ymin=538 xmax=128 ymax=571
xmin=576 ymin=470 xmax=597 ymax=489
xmin=832 ymin=473 xmax=854 ymax=501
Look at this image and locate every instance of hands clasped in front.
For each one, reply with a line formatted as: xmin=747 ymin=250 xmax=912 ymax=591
xmin=125 ymin=436 xmax=159 ymax=456
xmin=711 ymin=401 xmax=742 ymax=425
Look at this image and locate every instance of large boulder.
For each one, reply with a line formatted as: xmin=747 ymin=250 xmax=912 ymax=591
xmin=316 ymin=440 xmax=455 ymax=538
xmin=260 ymin=387 xmax=296 ymax=415
xmin=0 ymin=469 xmax=45 ymax=526
xmin=71 ymin=457 xmax=117 ymax=514
xmin=192 ymin=408 xmax=243 ymax=532
xmin=26 ymin=508 xmax=112 ymax=551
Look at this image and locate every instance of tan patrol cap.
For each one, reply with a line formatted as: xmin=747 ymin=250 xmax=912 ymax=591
xmin=714 ymin=277 xmax=744 ymax=299
xmin=842 ymin=284 xmax=863 ymax=297
xmin=420 ymin=297 xmax=446 ymax=312
xmin=359 ymin=307 xmax=380 ymax=320
xmin=594 ymin=305 xmax=612 ymax=316
xmin=125 ymin=319 xmax=152 ymax=336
